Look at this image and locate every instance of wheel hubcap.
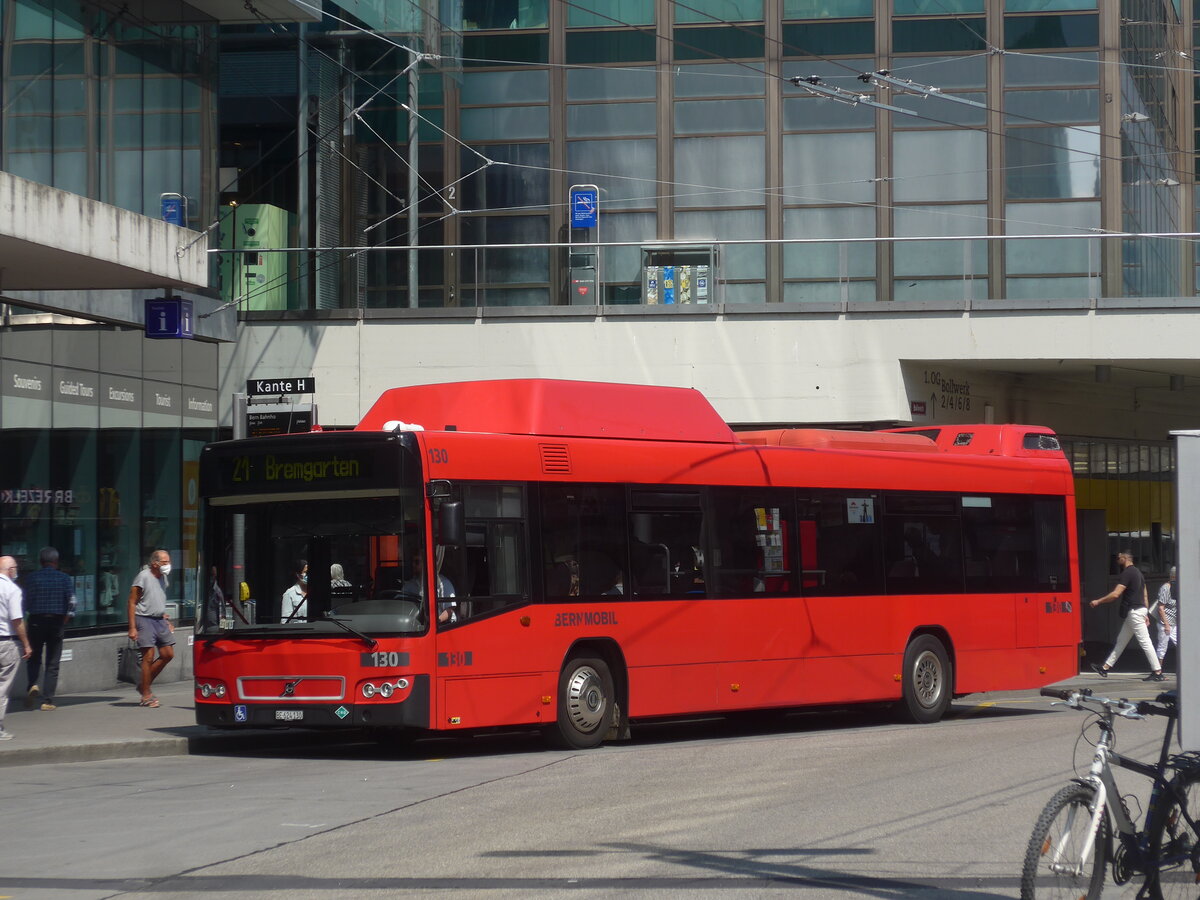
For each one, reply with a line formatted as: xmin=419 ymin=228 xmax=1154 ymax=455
xmin=565 ymin=666 xmax=606 ymax=733
xmin=913 ymin=650 xmax=943 ymax=709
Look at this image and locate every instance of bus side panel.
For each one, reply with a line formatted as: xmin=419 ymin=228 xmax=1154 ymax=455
xmin=440 ymin=673 xmax=554 ymax=730
xmin=954 ymin=645 xmax=1078 ymax=694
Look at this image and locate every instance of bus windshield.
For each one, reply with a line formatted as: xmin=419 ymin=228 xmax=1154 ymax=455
xmin=201 ymin=495 xmax=430 ymax=637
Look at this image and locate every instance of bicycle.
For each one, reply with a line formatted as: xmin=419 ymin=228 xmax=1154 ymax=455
xmin=1021 ymin=686 xmax=1200 ymax=900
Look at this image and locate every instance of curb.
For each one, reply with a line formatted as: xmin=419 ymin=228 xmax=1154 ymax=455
xmin=0 ymin=728 xmax=367 ymax=769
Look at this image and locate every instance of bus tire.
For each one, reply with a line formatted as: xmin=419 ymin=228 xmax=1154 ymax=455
xmin=552 ymin=657 xmax=614 ymax=750
xmin=900 ymin=634 xmax=952 ymax=724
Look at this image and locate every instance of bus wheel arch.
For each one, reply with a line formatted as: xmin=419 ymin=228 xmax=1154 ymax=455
xmin=899 ymin=629 xmax=954 ymax=724
xmin=549 ymin=640 xmax=628 ymax=749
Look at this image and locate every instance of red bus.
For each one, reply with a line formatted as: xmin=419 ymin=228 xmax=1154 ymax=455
xmin=195 ymin=378 xmax=1080 ymax=747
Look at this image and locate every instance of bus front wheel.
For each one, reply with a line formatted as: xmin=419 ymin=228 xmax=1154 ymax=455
xmin=900 ymin=634 xmax=952 ymax=724
xmin=552 ymin=657 xmax=614 ymax=749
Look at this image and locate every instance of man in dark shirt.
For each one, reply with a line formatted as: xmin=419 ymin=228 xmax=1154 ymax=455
xmin=22 ymin=547 xmax=76 ymax=710
xmin=1089 ymin=550 xmax=1164 ymax=682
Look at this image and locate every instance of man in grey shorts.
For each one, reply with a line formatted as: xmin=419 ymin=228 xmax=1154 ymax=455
xmin=126 ymin=550 xmax=175 ymax=707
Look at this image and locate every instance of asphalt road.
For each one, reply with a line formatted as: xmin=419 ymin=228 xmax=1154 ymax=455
xmin=1 ymin=683 xmax=1171 ymax=900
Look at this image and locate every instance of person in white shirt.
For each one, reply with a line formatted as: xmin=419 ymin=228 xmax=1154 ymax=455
xmin=0 ymin=555 xmax=33 ymax=740
xmin=280 ymin=560 xmax=308 ymax=623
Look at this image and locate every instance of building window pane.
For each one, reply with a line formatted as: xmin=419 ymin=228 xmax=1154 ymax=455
xmin=783 ymin=132 xmax=876 ymax=205
xmin=892 ymin=93 xmax=987 ymax=127
xmin=675 ymin=99 xmax=765 ymax=134
xmin=460 ymin=143 xmax=549 ymax=209
xmin=674 ymin=63 xmax=765 ymax=98
xmin=567 ymin=0 xmax=653 ymax=26
xmin=888 ymin=55 xmax=986 ymax=88
xmin=895 ymin=0 xmax=982 ymax=11
xmin=1007 ymin=0 xmax=1096 ymax=8
xmin=1004 ymin=14 xmax=1098 ymax=50
xmin=893 ymin=131 xmax=987 ymax=201
xmin=566 ymin=30 xmax=656 ymax=63
xmin=674 ymin=135 xmax=766 ymax=207
xmin=1004 ymin=88 xmax=1098 ymax=124
xmin=783 ymin=97 xmax=875 ymax=130
xmin=461 ymin=0 xmax=547 ymax=30
xmin=784 ymin=206 xmax=875 ymax=279
xmin=1005 ymin=126 xmax=1100 ymax=199
xmin=568 ymin=102 xmax=656 ymax=137
xmin=1004 ymin=51 xmax=1098 ymax=85
xmin=893 ymin=18 xmax=987 ymax=52
xmin=785 ymin=0 xmax=872 ymax=19
xmin=460 ymin=216 xmax=549 ymax=287
xmin=677 ymin=210 xmax=764 ymax=280
xmin=567 ymin=66 xmax=656 ymax=101
xmin=462 ymin=70 xmax=548 ymax=104
xmin=782 ymin=21 xmax=874 ymax=55
xmin=461 ymin=106 xmax=549 ymax=141
xmin=462 ymin=33 xmax=549 ymax=66
xmin=674 ymin=26 xmax=764 ymax=60
xmin=567 ymin=139 xmax=657 ymax=208
xmin=676 ymin=0 xmax=762 ymax=22
xmin=894 ymin=205 xmax=988 ymax=277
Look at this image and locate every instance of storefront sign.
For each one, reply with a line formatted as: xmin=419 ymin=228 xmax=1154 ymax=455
xmin=2 ymin=361 xmax=51 ymax=399
xmin=54 ymin=369 xmax=100 ymax=408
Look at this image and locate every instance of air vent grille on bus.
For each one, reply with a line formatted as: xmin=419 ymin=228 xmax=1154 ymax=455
xmin=539 ymin=444 xmax=572 ymax=474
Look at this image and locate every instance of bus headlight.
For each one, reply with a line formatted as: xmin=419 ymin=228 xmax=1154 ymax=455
xmin=379 ymin=682 xmax=394 ymax=699
xmin=362 ymin=683 xmax=377 ymax=698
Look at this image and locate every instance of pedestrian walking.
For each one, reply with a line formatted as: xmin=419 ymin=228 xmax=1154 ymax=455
xmin=1154 ymin=566 xmax=1179 ymax=666
xmin=22 ymin=546 xmax=76 ymax=711
xmin=0 ymin=556 xmax=32 ymax=740
xmin=126 ymin=550 xmax=175 ymax=708
xmin=1090 ymin=550 xmax=1165 ymax=682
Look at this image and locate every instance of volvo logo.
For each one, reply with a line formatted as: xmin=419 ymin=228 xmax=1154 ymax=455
xmin=280 ymin=677 xmax=305 ymax=697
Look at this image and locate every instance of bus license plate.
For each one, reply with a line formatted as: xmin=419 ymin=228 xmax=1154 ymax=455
xmin=275 ymin=710 xmax=304 ymax=721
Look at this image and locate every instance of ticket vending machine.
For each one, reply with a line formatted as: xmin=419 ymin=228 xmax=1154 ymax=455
xmin=217 ymin=204 xmax=295 ymax=310
xmin=642 ymin=246 xmax=718 ymax=305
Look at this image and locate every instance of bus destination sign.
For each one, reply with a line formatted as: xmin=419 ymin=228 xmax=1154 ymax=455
xmin=247 ymin=377 xmax=315 ymax=396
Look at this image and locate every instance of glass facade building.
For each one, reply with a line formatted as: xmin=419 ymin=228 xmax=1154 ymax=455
xmin=1 ymin=0 xmax=223 ymax=635
xmin=216 ymin=0 xmax=1188 ymax=310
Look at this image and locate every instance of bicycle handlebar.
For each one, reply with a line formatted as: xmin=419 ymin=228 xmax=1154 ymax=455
xmin=1040 ymin=686 xmax=1144 ymax=718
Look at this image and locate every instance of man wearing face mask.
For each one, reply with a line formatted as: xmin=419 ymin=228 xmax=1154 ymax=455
xmin=126 ymin=549 xmax=175 ymax=707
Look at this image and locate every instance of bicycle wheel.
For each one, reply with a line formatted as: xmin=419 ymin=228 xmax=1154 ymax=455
xmin=1148 ymin=769 xmax=1200 ymax=900
xmin=1021 ymin=782 xmax=1108 ymax=900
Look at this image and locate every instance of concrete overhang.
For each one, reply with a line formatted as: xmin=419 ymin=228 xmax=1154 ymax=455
xmin=0 ymin=170 xmax=208 ymax=292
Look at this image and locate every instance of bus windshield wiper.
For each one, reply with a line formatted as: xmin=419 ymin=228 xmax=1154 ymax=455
xmin=324 ymin=614 xmax=378 ymax=648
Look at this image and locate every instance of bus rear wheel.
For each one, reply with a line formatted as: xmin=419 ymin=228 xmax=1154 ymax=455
xmin=551 ymin=657 xmax=614 ymax=749
xmin=900 ymin=634 xmax=952 ymax=724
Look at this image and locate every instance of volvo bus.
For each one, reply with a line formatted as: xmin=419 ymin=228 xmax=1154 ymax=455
xmin=194 ymin=378 xmax=1079 ymax=748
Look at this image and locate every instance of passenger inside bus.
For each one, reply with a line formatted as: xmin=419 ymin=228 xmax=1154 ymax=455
xmin=402 ymin=554 xmax=458 ymax=624
xmin=280 ymin=559 xmax=308 ymax=622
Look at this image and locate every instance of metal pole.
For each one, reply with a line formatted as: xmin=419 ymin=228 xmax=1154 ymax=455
xmin=297 ymin=23 xmax=310 ymax=310
xmin=408 ymin=57 xmax=419 ymax=308
xmin=231 ymin=392 xmax=247 ymax=624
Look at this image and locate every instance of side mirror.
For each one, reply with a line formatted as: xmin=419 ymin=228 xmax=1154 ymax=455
xmin=437 ymin=501 xmax=465 ymax=548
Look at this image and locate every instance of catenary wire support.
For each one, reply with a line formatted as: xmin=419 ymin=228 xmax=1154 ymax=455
xmin=788 ymin=75 xmax=910 ymax=116
xmin=858 ymin=70 xmax=989 ymax=110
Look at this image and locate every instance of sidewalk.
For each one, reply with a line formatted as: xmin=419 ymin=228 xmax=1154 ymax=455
xmin=0 ymin=667 xmax=1174 ymax=769
xmin=0 ymin=680 xmax=355 ymax=768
